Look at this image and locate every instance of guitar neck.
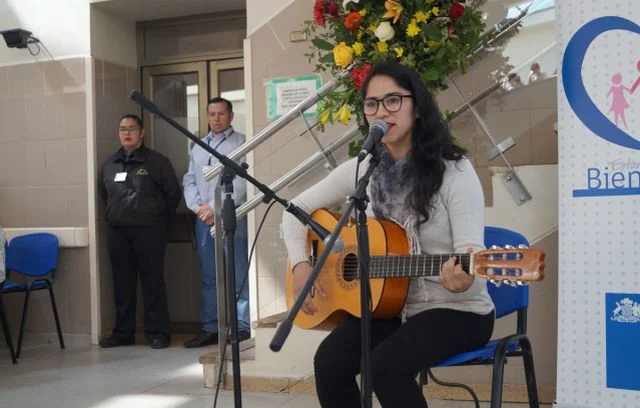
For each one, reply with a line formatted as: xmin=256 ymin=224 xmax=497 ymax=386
xmin=364 ymin=253 xmax=472 ymax=278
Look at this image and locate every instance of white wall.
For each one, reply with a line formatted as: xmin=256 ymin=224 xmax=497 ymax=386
xmin=0 ymin=0 xmax=91 ymax=66
xmin=503 ymin=21 xmax=557 ymax=76
xmin=246 ymin=0 xmax=294 ymax=35
xmin=90 ymin=6 xmax=136 ymax=68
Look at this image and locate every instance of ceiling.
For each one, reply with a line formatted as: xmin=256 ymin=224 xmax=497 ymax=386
xmin=92 ymin=0 xmax=246 ymax=22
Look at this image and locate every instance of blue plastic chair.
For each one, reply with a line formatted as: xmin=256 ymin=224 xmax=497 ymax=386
xmin=2 ymin=233 xmax=65 ymax=358
xmin=419 ymin=226 xmax=540 ymax=408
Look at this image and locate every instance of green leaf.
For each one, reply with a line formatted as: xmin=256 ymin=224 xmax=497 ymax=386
xmin=312 ymin=38 xmax=335 ymax=50
xmin=422 ymin=24 xmax=441 ymax=40
xmin=423 ymin=69 xmax=441 ymax=81
xmin=319 ymin=53 xmax=335 ymax=64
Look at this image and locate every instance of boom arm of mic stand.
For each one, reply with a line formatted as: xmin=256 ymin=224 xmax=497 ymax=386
xmin=271 ymin=153 xmax=379 ymax=353
xmin=269 ymin=198 xmax=357 ymax=352
xmin=129 ymin=89 xmax=331 ymax=242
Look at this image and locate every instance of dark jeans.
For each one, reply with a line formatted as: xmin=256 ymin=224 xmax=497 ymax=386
xmin=194 ymin=217 xmax=250 ymax=333
xmin=314 ymin=308 xmax=495 ymax=407
xmin=106 ymin=223 xmax=171 ymax=342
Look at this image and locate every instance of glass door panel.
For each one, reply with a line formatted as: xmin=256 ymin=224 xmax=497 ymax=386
xmin=142 ymin=62 xmax=208 ymax=196
xmin=209 ymin=59 xmax=245 ymax=134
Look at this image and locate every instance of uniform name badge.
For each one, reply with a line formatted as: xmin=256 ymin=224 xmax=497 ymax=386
xmin=114 ymin=172 xmax=127 ymax=182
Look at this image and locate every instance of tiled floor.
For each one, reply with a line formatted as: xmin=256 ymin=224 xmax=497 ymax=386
xmin=0 ymin=342 xmax=552 ymax=408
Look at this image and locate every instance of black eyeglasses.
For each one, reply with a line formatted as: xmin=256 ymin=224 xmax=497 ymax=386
xmin=363 ymin=94 xmax=412 ymax=115
xmin=119 ymin=127 xmax=140 ymax=134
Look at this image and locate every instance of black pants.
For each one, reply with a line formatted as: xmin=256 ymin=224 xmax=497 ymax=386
xmin=106 ymin=223 xmax=171 ymax=342
xmin=314 ymin=308 xmax=495 ymax=407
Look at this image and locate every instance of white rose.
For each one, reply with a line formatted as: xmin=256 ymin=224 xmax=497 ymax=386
xmin=375 ymin=22 xmax=395 ymax=42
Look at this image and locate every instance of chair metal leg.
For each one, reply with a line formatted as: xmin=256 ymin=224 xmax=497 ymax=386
xmin=519 ymin=337 xmax=540 ymax=408
xmin=48 ymin=286 xmax=65 ymax=350
xmin=490 ymin=344 xmax=509 ymax=408
xmin=16 ymin=289 xmax=31 ymax=359
xmin=427 ymin=369 xmax=480 ymax=408
xmin=418 ymin=368 xmax=428 ymax=385
xmin=0 ymin=294 xmax=17 ymax=364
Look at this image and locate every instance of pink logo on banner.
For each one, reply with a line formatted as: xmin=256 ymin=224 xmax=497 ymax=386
xmin=608 ymin=61 xmax=640 ymax=129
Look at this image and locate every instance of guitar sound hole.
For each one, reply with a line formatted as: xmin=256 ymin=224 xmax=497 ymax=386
xmin=343 ymin=254 xmax=358 ymax=282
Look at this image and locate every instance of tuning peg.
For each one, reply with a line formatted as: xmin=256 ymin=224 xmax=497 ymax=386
xmin=490 ymin=245 xmax=501 ymax=250
xmin=516 ymin=280 xmax=525 ymax=286
xmin=504 ymin=244 xmax=514 ymax=249
xmin=517 ymin=244 xmax=529 ymax=249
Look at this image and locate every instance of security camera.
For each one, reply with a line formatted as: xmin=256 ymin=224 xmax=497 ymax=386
xmin=1 ymin=28 xmax=34 ymax=49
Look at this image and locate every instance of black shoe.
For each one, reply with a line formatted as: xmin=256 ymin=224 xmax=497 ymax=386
xmin=100 ymin=335 xmax=134 ymax=348
xmin=238 ymin=330 xmax=251 ymax=342
xmin=183 ymin=331 xmax=218 ymax=348
xmin=150 ymin=338 xmax=169 ymax=349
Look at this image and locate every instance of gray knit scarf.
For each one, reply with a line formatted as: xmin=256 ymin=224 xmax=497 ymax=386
xmin=370 ymin=149 xmax=421 ymax=255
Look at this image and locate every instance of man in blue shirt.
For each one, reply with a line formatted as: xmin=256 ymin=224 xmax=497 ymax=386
xmin=182 ymin=97 xmax=250 ymax=348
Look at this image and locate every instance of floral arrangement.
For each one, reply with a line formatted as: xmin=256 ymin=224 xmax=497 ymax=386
xmin=304 ymin=0 xmax=489 ymax=150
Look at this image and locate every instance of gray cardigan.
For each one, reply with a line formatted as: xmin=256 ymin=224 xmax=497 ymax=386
xmin=282 ymin=156 xmax=495 ymax=317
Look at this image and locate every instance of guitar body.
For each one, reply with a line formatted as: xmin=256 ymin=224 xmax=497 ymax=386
xmin=285 ymin=209 xmax=411 ymax=330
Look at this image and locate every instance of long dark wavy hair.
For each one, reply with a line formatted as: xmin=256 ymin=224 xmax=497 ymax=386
xmin=360 ymin=62 xmax=467 ymax=225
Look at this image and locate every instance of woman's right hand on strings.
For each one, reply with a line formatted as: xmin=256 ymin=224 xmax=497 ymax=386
xmin=292 ymin=261 xmax=326 ymax=315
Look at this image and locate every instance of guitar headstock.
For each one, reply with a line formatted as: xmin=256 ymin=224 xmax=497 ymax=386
xmin=472 ymin=246 xmax=545 ymax=286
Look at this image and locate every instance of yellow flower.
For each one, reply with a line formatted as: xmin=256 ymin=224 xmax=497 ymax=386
xmin=431 ymin=6 xmax=440 ymax=16
xmin=334 ymin=104 xmax=351 ymax=125
xmin=357 ymin=29 xmax=364 ymax=40
xmin=414 ymin=10 xmax=428 ymax=23
xmin=377 ymin=41 xmax=389 ymax=53
xmin=383 ymin=0 xmax=403 ymax=24
xmin=394 ymin=47 xmax=404 ymax=58
xmin=368 ymin=23 xmax=378 ymax=32
xmin=406 ymin=20 xmax=421 ymax=37
xmin=359 ymin=9 xmax=367 ymax=16
xmin=333 ymin=42 xmax=354 ymax=68
xmin=352 ymin=41 xmax=364 ymax=56
xmin=427 ymin=40 xmax=439 ymax=48
xmin=317 ymin=108 xmax=331 ymax=125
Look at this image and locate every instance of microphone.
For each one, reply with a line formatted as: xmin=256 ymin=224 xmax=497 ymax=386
xmin=129 ymin=89 xmax=159 ymax=114
xmin=286 ymin=203 xmax=344 ymax=253
xmin=357 ymin=120 xmax=388 ymax=162
xmin=309 ymin=218 xmax=345 ymax=253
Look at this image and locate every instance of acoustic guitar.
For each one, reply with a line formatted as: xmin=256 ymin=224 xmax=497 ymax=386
xmin=285 ymin=209 xmax=545 ymax=330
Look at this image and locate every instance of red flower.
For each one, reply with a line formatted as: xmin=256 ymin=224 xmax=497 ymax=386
xmin=447 ymin=25 xmax=456 ymax=38
xmin=326 ymin=2 xmax=339 ymax=17
xmin=313 ymin=0 xmax=326 ymax=26
xmin=344 ymin=11 xmax=363 ymax=31
xmin=352 ymin=64 xmax=372 ymax=90
xmin=448 ymin=0 xmax=465 ymax=18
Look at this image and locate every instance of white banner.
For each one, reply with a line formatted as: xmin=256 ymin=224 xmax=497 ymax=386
xmin=557 ymin=2 xmax=640 ymax=407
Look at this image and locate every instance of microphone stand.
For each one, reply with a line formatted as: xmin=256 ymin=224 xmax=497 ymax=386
xmin=220 ymin=164 xmax=243 ymax=407
xmin=129 ymin=90 xmax=335 ymax=407
xmin=270 ymin=150 xmax=381 ymax=408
